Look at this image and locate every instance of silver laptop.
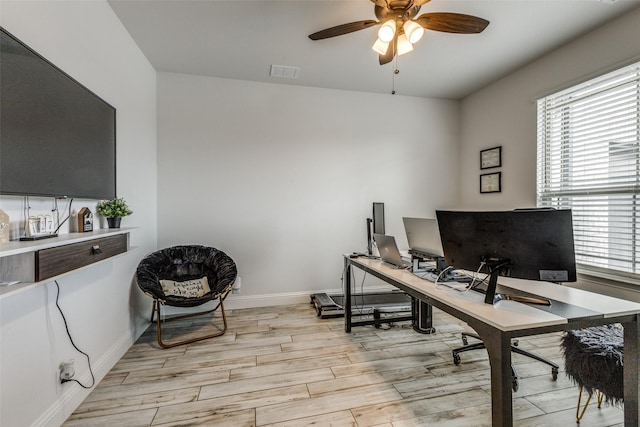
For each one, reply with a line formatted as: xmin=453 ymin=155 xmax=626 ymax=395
xmin=402 ymin=217 xmax=444 ymax=258
xmin=373 ymin=233 xmax=410 ymax=268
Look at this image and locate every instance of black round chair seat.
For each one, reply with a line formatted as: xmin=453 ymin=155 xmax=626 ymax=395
xmin=135 ymin=245 xmax=237 ymax=348
xmin=136 ymin=245 xmax=237 ymax=307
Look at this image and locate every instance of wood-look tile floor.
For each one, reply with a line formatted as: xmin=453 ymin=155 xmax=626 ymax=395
xmin=64 ymin=303 xmax=624 ymax=426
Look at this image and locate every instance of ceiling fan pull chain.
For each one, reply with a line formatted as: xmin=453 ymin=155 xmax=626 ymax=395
xmin=392 ymin=56 xmax=399 ymax=95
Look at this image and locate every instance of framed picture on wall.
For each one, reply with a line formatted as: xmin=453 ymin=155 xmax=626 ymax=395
xmin=480 ymin=172 xmax=501 ymax=193
xmin=480 ymin=146 xmax=502 ymax=169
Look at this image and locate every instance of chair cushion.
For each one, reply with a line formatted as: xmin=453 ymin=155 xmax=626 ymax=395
xmin=561 ymin=324 xmax=624 ymax=404
xmin=136 ymin=245 xmax=237 ymax=307
xmin=160 ymin=276 xmax=211 ymax=298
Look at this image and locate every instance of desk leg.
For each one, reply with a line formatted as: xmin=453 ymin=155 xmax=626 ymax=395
xmin=344 ymin=258 xmax=352 ymax=333
xmin=623 ymin=315 xmax=639 ymax=427
xmin=480 ymin=329 xmax=513 ymax=427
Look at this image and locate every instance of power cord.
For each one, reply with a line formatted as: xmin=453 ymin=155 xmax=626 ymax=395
xmin=434 ymin=266 xmax=471 ymax=292
xmin=340 ymin=263 xmax=365 ymax=313
xmin=53 ymin=198 xmax=73 ymax=234
xmin=357 ymin=270 xmax=368 ymax=314
xmin=54 ymin=280 xmax=95 ymax=389
xmin=469 ymin=261 xmax=490 ymax=290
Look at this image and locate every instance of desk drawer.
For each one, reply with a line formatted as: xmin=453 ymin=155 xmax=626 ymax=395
xmin=35 ymin=234 xmax=128 ymax=281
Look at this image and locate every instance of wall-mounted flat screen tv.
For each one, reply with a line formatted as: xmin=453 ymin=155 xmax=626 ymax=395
xmin=0 ymin=27 xmax=116 ymax=199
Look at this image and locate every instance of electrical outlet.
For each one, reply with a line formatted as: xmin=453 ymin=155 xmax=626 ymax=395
xmin=232 ymin=277 xmax=241 ymax=294
xmin=59 ymin=360 xmax=75 ymax=383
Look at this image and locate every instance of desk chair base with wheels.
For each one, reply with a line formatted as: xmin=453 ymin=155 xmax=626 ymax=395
xmin=452 ymin=331 xmax=559 ymax=392
xmin=136 ymin=245 xmax=238 ymax=349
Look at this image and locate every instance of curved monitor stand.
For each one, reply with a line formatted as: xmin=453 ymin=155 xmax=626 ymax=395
xmin=475 ymin=258 xmax=550 ymax=306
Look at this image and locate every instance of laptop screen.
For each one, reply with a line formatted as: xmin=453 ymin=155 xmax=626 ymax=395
xmin=373 ymin=233 xmax=407 ymax=268
xmin=402 ymin=217 xmax=444 ymax=258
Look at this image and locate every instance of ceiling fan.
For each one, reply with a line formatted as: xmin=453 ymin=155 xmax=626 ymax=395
xmin=308 ymin=0 xmax=489 ymax=65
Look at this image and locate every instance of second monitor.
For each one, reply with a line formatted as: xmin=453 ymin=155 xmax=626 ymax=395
xmin=403 ymin=217 xmax=444 ymax=259
xmin=402 ymin=217 xmax=450 ymax=275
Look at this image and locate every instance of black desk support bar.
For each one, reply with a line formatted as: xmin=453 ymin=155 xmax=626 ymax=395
xmin=344 ymin=257 xmax=433 ymax=332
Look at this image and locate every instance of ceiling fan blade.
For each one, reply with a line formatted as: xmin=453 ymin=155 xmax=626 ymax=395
xmin=415 ymin=13 xmax=489 ymax=34
xmin=378 ymin=35 xmax=396 ymax=65
xmin=309 ymin=20 xmax=378 ymax=40
xmin=369 ymin=0 xmax=388 ymax=7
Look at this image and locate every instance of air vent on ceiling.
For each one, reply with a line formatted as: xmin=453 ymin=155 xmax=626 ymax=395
xmin=270 ymin=65 xmax=300 ymax=79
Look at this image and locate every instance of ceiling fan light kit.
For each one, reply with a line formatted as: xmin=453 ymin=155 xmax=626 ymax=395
xmin=309 ymin=0 xmax=489 ymax=66
xmin=378 ymin=19 xmax=396 ymax=42
xmin=372 ymin=38 xmax=390 ymax=55
xmin=403 ymin=20 xmax=424 ymax=44
xmin=396 ymin=33 xmax=413 ymax=55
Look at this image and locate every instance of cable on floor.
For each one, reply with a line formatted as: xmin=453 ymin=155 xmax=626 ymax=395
xmin=54 ymin=280 xmax=96 ymax=389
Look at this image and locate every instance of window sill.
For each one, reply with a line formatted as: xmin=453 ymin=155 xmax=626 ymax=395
xmin=573 ymin=270 xmax=640 ymax=303
xmin=577 ymin=267 xmax=640 ymax=287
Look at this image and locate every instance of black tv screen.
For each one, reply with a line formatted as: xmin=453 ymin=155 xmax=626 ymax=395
xmin=0 ymin=27 xmax=116 ymax=199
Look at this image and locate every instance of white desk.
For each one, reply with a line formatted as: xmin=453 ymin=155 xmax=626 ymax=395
xmin=343 ymin=255 xmax=640 ymax=427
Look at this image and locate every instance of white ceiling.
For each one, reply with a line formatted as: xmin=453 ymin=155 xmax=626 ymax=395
xmin=108 ymin=0 xmax=640 ymax=99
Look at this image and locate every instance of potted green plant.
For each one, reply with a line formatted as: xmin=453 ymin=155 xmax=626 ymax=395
xmin=96 ymin=198 xmax=133 ymax=228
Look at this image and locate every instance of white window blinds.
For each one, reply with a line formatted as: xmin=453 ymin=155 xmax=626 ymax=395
xmin=537 ymin=60 xmax=640 ymax=282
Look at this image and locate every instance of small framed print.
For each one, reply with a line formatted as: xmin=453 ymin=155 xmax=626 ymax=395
xmin=480 ymin=172 xmax=501 ymax=193
xmin=480 ymin=146 xmax=502 ymax=169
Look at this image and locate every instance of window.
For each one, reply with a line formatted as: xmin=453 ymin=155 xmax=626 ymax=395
xmin=537 ymin=61 xmax=640 ymax=282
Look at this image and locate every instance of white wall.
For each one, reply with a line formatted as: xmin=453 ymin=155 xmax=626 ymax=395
xmin=157 ymin=72 xmax=461 ymax=306
xmin=459 ymin=6 xmax=640 ymax=210
xmin=458 ymin=6 xmax=640 ymax=297
xmin=0 ymin=2 xmax=157 ymax=426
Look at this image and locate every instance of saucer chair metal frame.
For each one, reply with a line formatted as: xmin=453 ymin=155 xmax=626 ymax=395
xmin=136 ymin=245 xmax=238 ymax=348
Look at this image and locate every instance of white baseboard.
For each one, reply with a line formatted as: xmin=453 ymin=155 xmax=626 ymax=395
xmin=224 ymin=284 xmax=398 ymax=310
xmin=225 ymin=291 xmax=313 ymax=310
xmin=34 ymin=318 xmax=149 ymax=427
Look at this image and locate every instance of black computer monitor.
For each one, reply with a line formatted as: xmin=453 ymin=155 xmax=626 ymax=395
xmin=373 ymin=202 xmax=385 ymax=235
xmin=435 ymin=209 xmax=577 ymax=304
xmin=367 ymin=202 xmax=385 ymax=255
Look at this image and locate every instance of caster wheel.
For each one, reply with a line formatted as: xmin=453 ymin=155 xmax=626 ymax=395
xmin=552 ymin=368 xmax=558 ymax=381
xmin=512 ymin=339 xmax=519 ymax=347
xmin=453 ymin=353 xmax=461 ymax=365
xmin=512 ymin=378 xmax=519 ymax=392
xmin=462 ymin=337 xmax=468 ymax=345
